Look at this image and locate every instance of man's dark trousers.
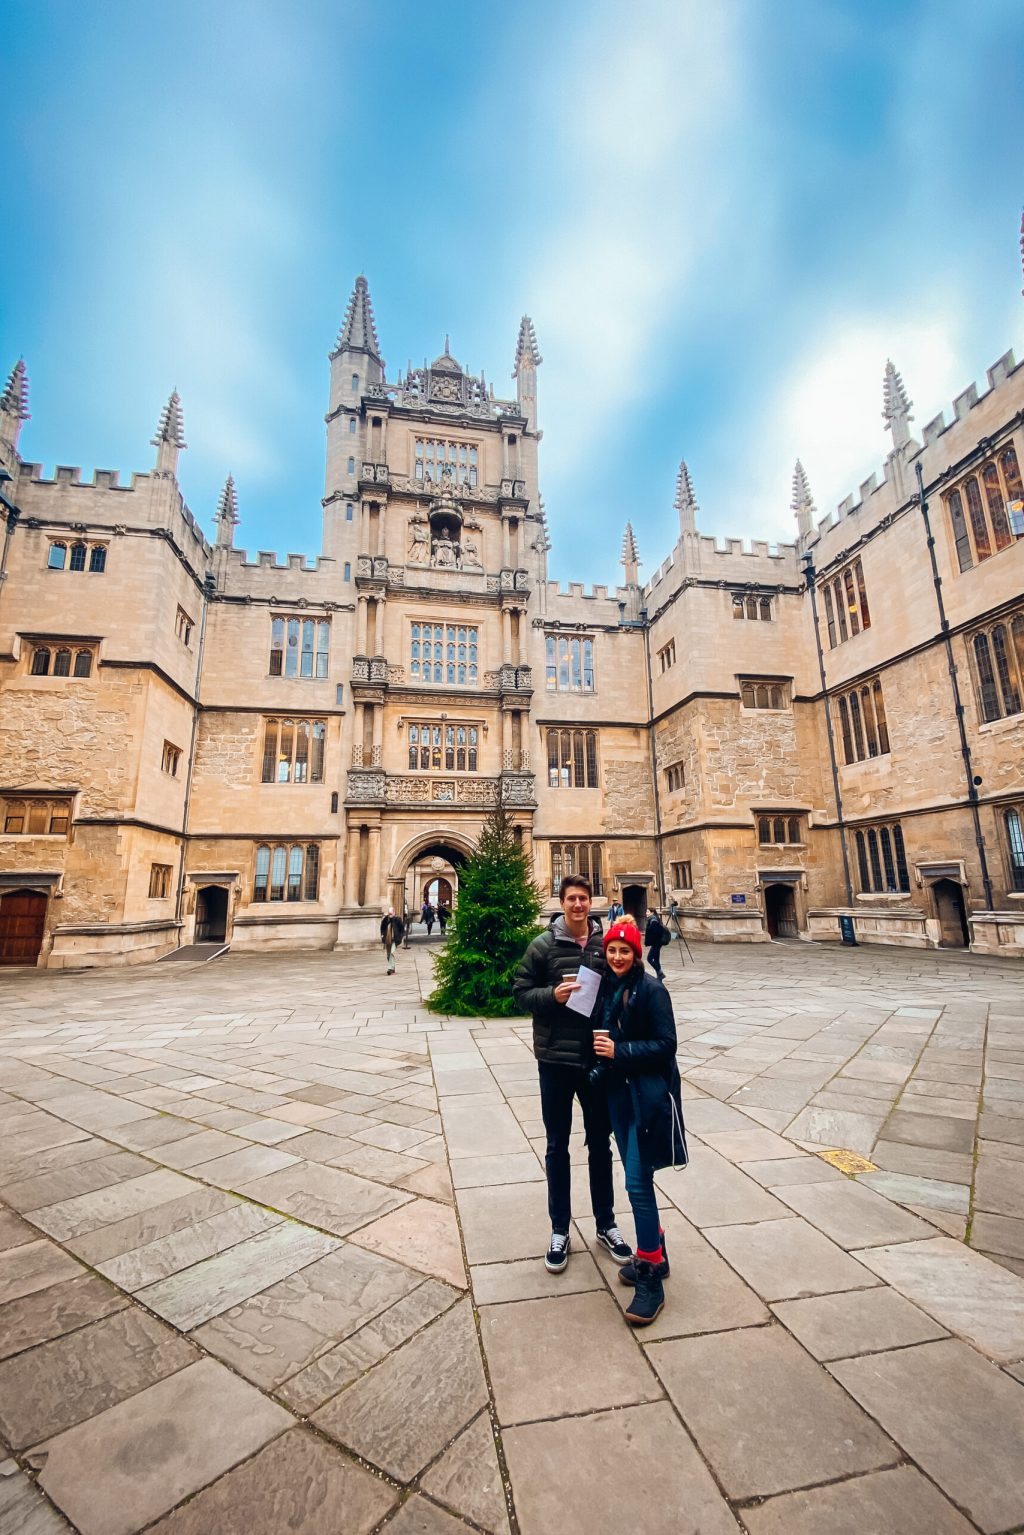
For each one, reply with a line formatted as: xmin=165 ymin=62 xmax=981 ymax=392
xmin=538 ymin=1061 xmax=615 ymax=1233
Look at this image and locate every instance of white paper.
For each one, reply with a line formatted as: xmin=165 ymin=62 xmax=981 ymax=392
xmin=564 ymin=964 xmax=600 ymax=1018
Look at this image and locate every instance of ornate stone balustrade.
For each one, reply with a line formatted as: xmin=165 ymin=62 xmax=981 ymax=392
xmin=345 ymin=770 xmax=536 ymax=809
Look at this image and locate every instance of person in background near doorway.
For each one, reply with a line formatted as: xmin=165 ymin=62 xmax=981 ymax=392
xmin=421 ymin=900 xmax=435 ymax=935
xmin=608 ymin=897 xmax=624 ymax=922
xmin=644 ymin=907 xmax=670 ymax=981
xmin=437 ymin=902 xmax=450 ymax=934
xmin=381 ymin=907 xmax=404 ymax=973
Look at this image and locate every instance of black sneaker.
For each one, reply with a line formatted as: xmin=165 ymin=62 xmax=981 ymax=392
xmin=596 ymin=1225 xmax=632 ymax=1265
xmin=619 ymin=1233 xmax=669 ymax=1286
xmin=624 ymin=1259 xmax=665 ymax=1326
xmin=544 ymin=1230 xmax=571 ymax=1273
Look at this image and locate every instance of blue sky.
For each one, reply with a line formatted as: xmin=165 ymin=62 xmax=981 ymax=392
xmin=4 ymin=0 xmax=1022 ymax=586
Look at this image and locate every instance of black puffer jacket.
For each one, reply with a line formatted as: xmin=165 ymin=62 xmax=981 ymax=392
xmin=512 ymin=916 xmax=605 ymax=1067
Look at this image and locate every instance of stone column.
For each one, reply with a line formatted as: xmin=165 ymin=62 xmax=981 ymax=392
xmin=371 ymin=702 xmax=384 ymax=767
xmin=502 ymin=608 xmax=513 ymax=664
xmin=501 ymin=516 xmax=511 ymax=569
xmin=366 ymin=824 xmax=382 ymax=909
xmin=344 ymin=821 xmax=362 ymax=906
xmin=351 ymin=703 xmax=364 ymax=765
xmin=502 ymin=709 xmax=513 ymax=771
xmin=356 ymin=596 xmax=368 ymax=654
xmin=374 ymin=596 xmax=387 ymax=655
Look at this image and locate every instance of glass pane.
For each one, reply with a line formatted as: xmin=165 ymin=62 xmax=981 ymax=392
xmin=89 ymin=546 xmax=107 ymax=573
xmin=855 ymin=560 xmax=871 ymax=629
xmin=69 ymin=543 xmax=87 ymax=571
xmin=964 ymin=477 xmax=991 ymax=560
xmin=311 ymin=722 xmax=326 ymax=782
xmin=823 ymin=584 xmax=837 ymax=647
xmin=278 ymin=719 xmax=294 ymax=781
xmin=28 ymin=802 xmax=49 ymax=833
xmin=947 ymin=489 xmax=973 ymax=571
xmin=287 ymin=846 xmax=303 ymax=900
xmin=53 ymin=649 xmax=71 ymax=676
xmin=73 ymin=650 xmax=92 ymax=677
xmin=262 ymin=720 xmax=277 ymax=782
xmin=982 ymin=462 xmax=1013 ymax=551
xmin=32 ymin=648 xmax=50 ymax=675
xmin=861 ymin=687 xmax=878 ymax=756
xmin=880 ymin=827 xmax=896 ymax=889
xmin=893 ymin=824 xmax=909 ymax=891
xmin=732 ymin=596 xmax=744 ymax=619
xmin=872 ymin=679 xmax=890 ymax=753
xmin=834 ymin=579 xmax=848 ymax=641
xmin=48 ymin=544 xmax=66 ymax=569
xmin=573 ymin=732 xmax=584 ymax=787
xmin=843 ymin=568 xmax=860 ymax=636
xmin=973 ymin=634 xmax=1001 ymax=722
xmin=304 ymin=844 xmax=320 ymax=901
xmin=867 ymin=830 xmax=882 ymax=890
xmin=855 ymin=831 xmax=869 ymax=891
xmin=850 ymin=693 xmax=865 ymax=759
xmin=992 ymin=626 xmax=1021 ymax=716
xmin=285 ymin=619 xmax=299 ymax=677
xmin=838 ymin=696 xmax=853 ymax=763
xmin=271 ymin=845 xmax=286 ymax=900
xmin=1001 ymin=445 xmax=1024 ymax=504
xmin=294 ymin=721 xmax=309 ymax=783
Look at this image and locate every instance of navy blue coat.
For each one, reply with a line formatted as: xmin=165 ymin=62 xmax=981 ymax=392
xmin=601 ymin=966 xmax=688 ymax=1171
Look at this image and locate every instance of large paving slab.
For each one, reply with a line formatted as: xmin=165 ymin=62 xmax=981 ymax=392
xmin=647 ymin=1324 xmax=897 ymax=1499
xmin=830 ymin=1340 xmax=1024 ymax=1533
xmin=34 ymin=1358 xmax=291 ymax=1535
xmin=742 ymin=1465 xmax=978 ymax=1535
xmin=503 ymin=1402 xmax=740 ymax=1535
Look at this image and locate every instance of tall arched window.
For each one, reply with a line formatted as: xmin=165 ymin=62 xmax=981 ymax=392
xmin=69 ymin=543 xmax=87 ymax=572
xmin=855 ymin=822 xmax=910 ymax=893
xmin=88 ymin=546 xmax=107 ymax=573
xmin=970 ymin=615 xmax=1024 ymax=724
xmin=1006 ymin=808 xmax=1024 ymax=893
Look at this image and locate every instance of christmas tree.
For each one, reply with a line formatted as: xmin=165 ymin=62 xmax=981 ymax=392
xmin=427 ymin=799 xmax=543 ymax=1017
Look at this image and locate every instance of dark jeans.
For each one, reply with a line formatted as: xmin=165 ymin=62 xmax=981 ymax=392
xmin=537 ymin=1061 xmax=615 ymax=1234
xmin=647 ymin=943 xmax=664 ymax=977
xmin=608 ymin=1089 xmax=662 ymax=1254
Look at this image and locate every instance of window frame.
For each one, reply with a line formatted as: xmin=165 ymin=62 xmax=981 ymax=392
xmin=407 ymin=720 xmax=481 ymax=773
xmin=544 ymin=632 xmax=595 ymax=694
xmin=252 ymin=842 xmax=321 ymax=902
xmin=2 ymin=796 xmax=73 ymax=836
xmin=546 ymin=728 xmax=599 ymax=789
xmin=549 ymin=841 xmax=603 ymax=897
xmin=756 ymin=812 xmax=804 ymax=846
xmin=945 ymin=441 xmax=1024 ymax=572
xmin=665 ymin=761 xmax=686 ymax=793
xmin=835 ymin=675 xmax=891 ymax=764
xmin=409 ymin=621 xmax=480 ymax=688
xmin=161 ymin=741 xmax=182 ymax=777
xmin=148 ymin=863 xmax=172 ymax=899
xmin=853 ymin=822 xmax=910 ymax=894
xmin=669 ymin=859 xmax=692 ymax=890
xmin=967 ymin=609 xmax=1024 ymax=725
xmin=261 ymin=717 xmax=327 ymax=784
xmin=739 ymin=677 xmax=790 ymax=711
xmin=175 ymin=606 xmax=195 ymax=647
xmin=29 ymin=643 xmax=95 ymax=679
xmin=269 ymin=616 xmax=331 ymax=680
xmin=1005 ymin=805 xmax=1024 ymax=894
xmin=822 ymin=558 xmax=871 ymax=648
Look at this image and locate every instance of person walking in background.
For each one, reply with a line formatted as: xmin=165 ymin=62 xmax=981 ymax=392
xmin=437 ymin=902 xmax=450 ymax=934
xmin=381 ymin=907 xmax=404 ymax=973
xmin=592 ymin=918 xmax=687 ymax=1325
xmin=421 ymin=899 xmax=435 ymax=935
xmin=513 ymin=875 xmax=632 ymax=1275
xmin=644 ymin=907 xmax=670 ymax=981
xmin=608 ymin=897 xmax=624 ymax=923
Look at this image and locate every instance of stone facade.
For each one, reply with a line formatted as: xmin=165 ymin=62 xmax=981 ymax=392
xmin=1 ymin=271 xmax=1022 ymax=967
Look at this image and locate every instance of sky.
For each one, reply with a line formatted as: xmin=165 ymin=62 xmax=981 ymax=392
xmin=3 ymin=0 xmax=1023 ymax=587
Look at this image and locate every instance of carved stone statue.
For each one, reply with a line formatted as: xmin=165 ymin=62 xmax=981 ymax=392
xmin=407 ymin=521 xmax=428 ymax=564
xmin=433 ymin=538 xmax=457 ymax=568
xmin=462 ymin=536 xmax=481 ymax=568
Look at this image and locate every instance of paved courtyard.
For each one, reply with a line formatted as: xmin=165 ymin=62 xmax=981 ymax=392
xmin=1 ymin=937 xmax=1023 ymax=1535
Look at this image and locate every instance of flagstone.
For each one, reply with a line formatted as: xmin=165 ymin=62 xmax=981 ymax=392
xmin=702 ymin=1217 xmax=879 ymax=1300
xmin=28 ymin=1170 xmax=196 ymax=1241
xmin=648 ymin=1325 xmax=895 ymax=1499
xmin=0 ymin=1461 xmax=70 ymax=1535
xmin=3 ymin=1151 xmax=155 ymax=1213
xmin=97 ymin=1203 xmax=285 ymax=1290
xmin=830 ymin=1340 xmax=1024 ymax=1533
xmin=772 ymin=1178 xmax=934 ymax=1247
xmin=349 ymin=1197 xmax=466 ymax=1287
xmin=421 ymin=1411 xmax=509 ymax=1534
xmin=772 ymin=1286 xmax=948 ymax=1360
xmin=0 ymin=1307 xmax=196 ymax=1449
xmin=0 ymin=1239 xmax=83 ymax=1305
xmin=35 ymin=1358 xmax=290 ymax=1535
xmin=742 ymin=1465 xmax=976 ymax=1535
xmin=0 ymin=1271 xmax=127 ymax=1362
xmin=313 ymin=1298 xmax=487 ymax=1480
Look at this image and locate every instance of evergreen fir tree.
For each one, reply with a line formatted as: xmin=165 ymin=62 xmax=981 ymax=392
xmin=427 ymin=800 xmax=543 ymax=1017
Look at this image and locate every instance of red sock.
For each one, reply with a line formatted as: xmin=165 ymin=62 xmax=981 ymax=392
xmin=637 ymin=1246 xmax=663 ymax=1265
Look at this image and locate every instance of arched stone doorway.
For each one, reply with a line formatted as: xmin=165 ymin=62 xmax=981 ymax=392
xmin=0 ymin=889 xmax=48 ymax=966
xmin=195 ymin=886 xmax=228 ymax=943
xmin=764 ymin=882 xmax=798 ymax=939
xmin=932 ymin=878 xmax=969 ymax=948
xmin=621 ymin=884 xmax=648 ymax=927
xmin=392 ymin=834 xmax=471 ymax=925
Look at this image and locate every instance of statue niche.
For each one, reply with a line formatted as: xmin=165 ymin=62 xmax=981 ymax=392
xmin=427 ymin=475 xmax=468 ymax=569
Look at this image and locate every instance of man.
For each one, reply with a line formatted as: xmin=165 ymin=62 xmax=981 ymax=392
xmin=437 ymin=902 xmax=449 ymax=934
xmin=513 ymin=875 xmax=632 ymax=1273
xmin=380 ymin=907 xmax=404 ymax=973
xmin=421 ymin=900 xmax=435 ymax=936
xmin=644 ymin=907 xmax=668 ymax=981
xmin=607 ymin=897 xmax=624 ymax=922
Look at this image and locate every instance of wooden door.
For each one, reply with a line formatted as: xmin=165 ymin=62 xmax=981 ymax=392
xmin=0 ymin=890 xmax=48 ymax=966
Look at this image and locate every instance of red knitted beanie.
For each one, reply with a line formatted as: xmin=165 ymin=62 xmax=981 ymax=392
xmin=603 ymin=919 xmax=643 ymax=959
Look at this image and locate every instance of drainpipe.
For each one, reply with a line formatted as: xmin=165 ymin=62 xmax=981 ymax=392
xmin=915 ymin=461 xmax=994 ymax=911
xmin=802 ymin=552 xmax=854 ymax=906
xmin=174 ymin=570 xmax=216 ymax=937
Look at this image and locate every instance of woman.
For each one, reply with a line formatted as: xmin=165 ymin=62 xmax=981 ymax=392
xmin=592 ymin=918 xmax=687 ymax=1325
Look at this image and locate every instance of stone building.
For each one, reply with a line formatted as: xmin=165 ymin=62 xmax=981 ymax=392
xmin=1 ymin=258 xmax=1022 ymax=968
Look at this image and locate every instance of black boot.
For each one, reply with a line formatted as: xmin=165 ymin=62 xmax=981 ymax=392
xmin=619 ymin=1233 xmax=669 ymax=1286
xmin=624 ymin=1259 xmax=665 ymax=1326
